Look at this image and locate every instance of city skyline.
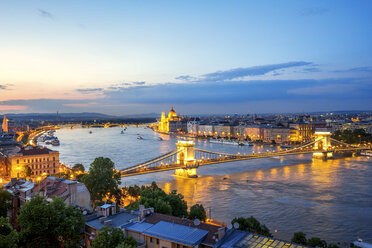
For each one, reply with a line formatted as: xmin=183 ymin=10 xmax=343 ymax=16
xmin=1 ymin=0 xmax=372 ymax=114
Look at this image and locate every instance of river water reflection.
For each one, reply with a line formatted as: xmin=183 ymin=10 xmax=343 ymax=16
xmin=50 ymin=126 xmax=372 ymax=243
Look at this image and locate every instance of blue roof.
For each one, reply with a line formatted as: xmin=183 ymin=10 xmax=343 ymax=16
xmin=143 ymin=221 xmax=209 ymax=246
xmin=214 ymin=229 xmax=247 ymax=248
xmin=126 ymin=221 xmax=154 ymax=233
xmin=86 ymin=212 xmax=138 ymax=230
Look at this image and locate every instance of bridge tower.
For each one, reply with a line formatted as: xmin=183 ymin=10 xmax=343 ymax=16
xmin=313 ymin=130 xmax=333 ymax=159
xmin=174 ymin=140 xmax=198 ymax=178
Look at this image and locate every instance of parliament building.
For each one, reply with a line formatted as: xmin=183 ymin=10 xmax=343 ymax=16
xmin=157 ymin=107 xmax=187 ymax=133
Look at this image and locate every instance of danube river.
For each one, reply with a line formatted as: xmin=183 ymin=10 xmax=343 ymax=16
xmin=48 ymin=126 xmax=372 ymax=244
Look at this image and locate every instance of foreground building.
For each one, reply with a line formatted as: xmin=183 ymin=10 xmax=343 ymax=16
xmin=32 ymin=176 xmax=92 ymax=211
xmin=3 ymin=178 xmax=34 ymax=229
xmin=7 ymin=146 xmax=60 ymax=178
xmin=3 ymin=176 xmax=92 ymax=229
xmin=85 ymin=205 xmax=224 ymax=248
xmin=214 ymin=229 xmax=311 ymax=248
xmin=85 ymin=204 xmax=139 ymax=247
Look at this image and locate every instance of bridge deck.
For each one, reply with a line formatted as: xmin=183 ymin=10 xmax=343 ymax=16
xmin=120 ymin=146 xmax=369 ymax=177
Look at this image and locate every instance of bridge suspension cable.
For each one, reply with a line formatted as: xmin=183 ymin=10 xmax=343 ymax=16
xmin=120 ymin=149 xmax=179 ymax=173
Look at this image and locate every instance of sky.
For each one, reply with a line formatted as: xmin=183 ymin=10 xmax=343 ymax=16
xmin=0 ymin=0 xmax=372 ymax=115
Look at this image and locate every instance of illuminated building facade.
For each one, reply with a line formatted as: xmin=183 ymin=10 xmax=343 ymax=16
xmin=1 ymin=115 xmax=8 ymax=133
xmin=158 ymin=107 xmax=187 ymax=133
xmin=8 ymin=146 xmax=60 ymax=178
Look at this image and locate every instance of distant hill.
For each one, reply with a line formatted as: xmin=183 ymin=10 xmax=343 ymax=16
xmin=1 ymin=112 xmax=118 ymax=121
xmin=0 ymin=112 xmax=161 ymax=121
xmin=120 ymin=113 xmax=160 ymax=119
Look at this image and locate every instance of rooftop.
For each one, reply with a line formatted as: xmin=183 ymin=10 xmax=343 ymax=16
xmin=144 ymin=213 xmax=222 ymax=245
xmin=143 ymin=220 xmax=209 ymax=247
xmin=13 ymin=146 xmax=57 ymax=156
xmin=215 ymin=230 xmax=312 ymax=248
xmin=86 ymin=211 xmax=138 ymax=231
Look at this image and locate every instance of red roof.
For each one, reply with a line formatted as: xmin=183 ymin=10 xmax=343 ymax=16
xmin=19 ymin=147 xmax=54 ymax=156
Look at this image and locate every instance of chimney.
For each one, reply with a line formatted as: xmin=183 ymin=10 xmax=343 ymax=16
xmin=104 ymin=220 xmax=112 ymax=225
xmin=217 ymin=227 xmax=226 ymax=240
xmin=99 ymin=217 xmax=107 ymax=223
xmin=139 ymin=205 xmax=145 ymax=220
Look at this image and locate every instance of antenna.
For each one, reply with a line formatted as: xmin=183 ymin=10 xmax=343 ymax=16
xmin=193 ymin=219 xmax=200 ymax=226
xmin=227 ymin=223 xmax=233 ymax=230
xmin=233 ymin=222 xmax=239 ymax=229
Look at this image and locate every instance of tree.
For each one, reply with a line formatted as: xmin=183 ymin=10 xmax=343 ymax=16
xmin=188 ymin=204 xmax=207 ymax=221
xmin=126 ymin=182 xmax=188 ymax=218
xmin=72 ymin=163 xmax=85 ymax=172
xmin=127 ymin=185 xmax=141 ymax=198
xmin=23 ymin=165 xmax=32 ymax=178
xmin=0 ymin=189 xmax=12 ymax=218
xmin=328 ymin=244 xmax=340 ymax=248
xmin=307 ymin=237 xmax=327 ymax=248
xmin=18 ymin=195 xmax=85 ymax=248
xmin=116 ymin=237 xmax=137 ymax=248
xmin=231 ymin=216 xmax=272 ymax=237
xmin=21 ymin=134 xmax=29 ymax=145
xmin=291 ymin=232 xmax=307 ymax=245
xmin=91 ymin=226 xmax=125 ymax=248
xmin=0 ymin=217 xmax=19 ymax=248
xmin=81 ymin=157 xmax=121 ymax=208
xmin=167 ymin=190 xmax=188 ymax=217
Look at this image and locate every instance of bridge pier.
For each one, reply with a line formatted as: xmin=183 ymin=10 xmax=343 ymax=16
xmin=174 ymin=168 xmax=198 ymax=178
xmin=313 ymin=151 xmax=333 ymax=159
xmin=175 ymin=140 xmax=198 ymax=178
xmin=313 ymin=130 xmax=333 ymax=159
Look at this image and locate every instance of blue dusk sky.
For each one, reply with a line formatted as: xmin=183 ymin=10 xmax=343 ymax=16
xmin=0 ymin=0 xmax=371 ymax=115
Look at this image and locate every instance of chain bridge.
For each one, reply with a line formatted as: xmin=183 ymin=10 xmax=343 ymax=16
xmin=120 ymin=131 xmax=370 ymax=178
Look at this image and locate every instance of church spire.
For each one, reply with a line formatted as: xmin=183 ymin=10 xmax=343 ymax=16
xmin=2 ymin=115 xmax=8 ymax=133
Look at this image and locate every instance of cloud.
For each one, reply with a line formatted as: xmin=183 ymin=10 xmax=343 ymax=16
xmin=332 ymin=66 xmax=372 ymax=73
xmin=63 ymin=102 xmax=98 ymax=108
xmin=106 ymin=81 xmax=146 ymax=91
xmin=301 ymin=67 xmax=321 ymax=73
xmin=201 ymin=61 xmax=313 ymax=81
xmin=103 ymin=77 xmax=372 ymax=105
xmin=0 ymin=84 xmax=14 ymax=90
xmin=0 ymin=105 xmax=28 ymax=111
xmin=175 ymin=75 xmax=196 ymax=81
xmin=300 ymin=7 xmax=330 ymax=17
xmin=3 ymin=63 xmax=371 ymax=114
xmin=37 ymin=9 xmax=54 ymax=19
xmin=287 ymin=83 xmax=356 ymax=95
xmin=76 ymin=88 xmax=104 ymax=93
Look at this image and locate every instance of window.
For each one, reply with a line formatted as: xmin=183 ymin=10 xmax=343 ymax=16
xmin=150 ymin=237 xmax=153 ymax=243
xmin=177 ymin=245 xmax=180 ymax=248
xmin=156 ymin=239 xmax=159 ymax=245
xmin=53 ymin=157 xmax=55 ymax=161
xmin=17 ymin=160 xmax=19 ymax=164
